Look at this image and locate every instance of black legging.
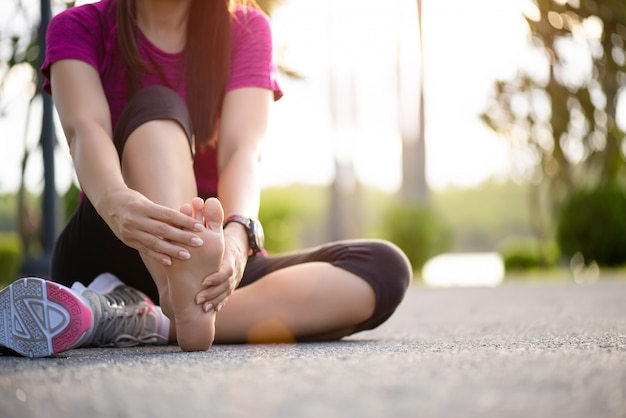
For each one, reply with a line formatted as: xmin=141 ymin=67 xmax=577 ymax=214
xmin=51 ymin=86 xmax=412 ymax=334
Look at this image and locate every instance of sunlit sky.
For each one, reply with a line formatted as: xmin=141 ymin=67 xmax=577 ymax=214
xmin=263 ymin=0 xmax=533 ymax=192
xmin=1 ymin=0 xmax=535 ymax=195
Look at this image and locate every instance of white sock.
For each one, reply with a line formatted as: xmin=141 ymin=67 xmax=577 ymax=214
xmin=151 ymin=305 xmax=171 ymax=343
xmin=70 ymin=272 xmax=123 ymax=297
xmin=70 ymin=281 xmax=87 ymax=296
xmin=87 ymin=272 xmax=124 ymax=293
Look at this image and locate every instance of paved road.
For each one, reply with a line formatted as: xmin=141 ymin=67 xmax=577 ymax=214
xmin=1 ymin=280 xmax=625 ymax=418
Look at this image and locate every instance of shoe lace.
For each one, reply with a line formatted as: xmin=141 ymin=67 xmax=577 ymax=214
xmin=114 ymin=331 xmax=167 ymax=348
xmin=93 ymin=287 xmax=167 ymax=347
xmin=98 ymin=309 xmax=165 ymax=348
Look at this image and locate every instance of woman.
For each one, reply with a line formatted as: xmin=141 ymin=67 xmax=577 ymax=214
xmin=0 ymin=0 xmax=411 ymax=358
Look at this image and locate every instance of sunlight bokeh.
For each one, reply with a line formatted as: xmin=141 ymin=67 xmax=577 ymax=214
xmin=1 ymin=0 xmax=534 ymax=195
xmin=422 ymin=252 xmax=505 ymax=287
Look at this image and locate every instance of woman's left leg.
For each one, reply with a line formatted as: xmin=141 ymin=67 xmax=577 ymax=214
xmin=215 ymin=262 xmax=377 ymax=343
xmin=205 ymin=240 xmax=412 ymax=343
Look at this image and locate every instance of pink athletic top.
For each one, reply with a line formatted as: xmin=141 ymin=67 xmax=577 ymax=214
xmin=42 ymin=0 xmax=282 ymax=198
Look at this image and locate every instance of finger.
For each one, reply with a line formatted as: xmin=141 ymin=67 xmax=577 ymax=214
xmin=201 ymin=271 xmax=221 ymax=287
xmin=179 ymin=203 xmax=192 ymax=218
xmin=149 ymin=219 xmax=204 ymax=248
xmin=196 ymin=279 xmax=233 ymax=307
xmin=201 ymin=263 xmax=233 ymax=287
xmin=206 ymin=296 xmax=228 ymax=313
xmin=195 ymin=280 xmax=230 ymax=304
xmin=209 ymin=285 xmax=235 ymax=310
xmin=135 ymin=229 xmax=194 ymax=261
xmin=137 ymin=243 xmax=173 ymax=266
xmin=153 ymin=204 xmax=204 ymax=232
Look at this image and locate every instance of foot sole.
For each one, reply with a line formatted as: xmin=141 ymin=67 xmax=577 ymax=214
xmin=0 ymin=277 xmax=92 ymax=358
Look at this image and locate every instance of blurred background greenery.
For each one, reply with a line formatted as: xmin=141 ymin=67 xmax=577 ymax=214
xmin=1 ymin=0 xmax=625 ymax=287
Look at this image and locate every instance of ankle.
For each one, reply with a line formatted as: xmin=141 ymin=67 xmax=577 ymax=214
xmin=151 ymin=305 xmax=171 ymax=343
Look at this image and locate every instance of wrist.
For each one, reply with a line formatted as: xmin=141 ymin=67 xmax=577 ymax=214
xmin=223 ymin=222 xmax=250 ymax=257
xmin=223 ymin=216 xmax=265 ymax=256
xmin=94 ymin=185 xmax=128 ymax=216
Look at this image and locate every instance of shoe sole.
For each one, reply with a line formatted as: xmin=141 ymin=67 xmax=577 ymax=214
xmin=0 ymin=277 xmax=92 ymax=358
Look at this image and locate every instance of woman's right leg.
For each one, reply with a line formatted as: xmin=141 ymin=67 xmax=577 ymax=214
xmin=53 ymin=86 xmax=224 ymax=351
xmin=113 ymin=90 xmax=224 ymax=351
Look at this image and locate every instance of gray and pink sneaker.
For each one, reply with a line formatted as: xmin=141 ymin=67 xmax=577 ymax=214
xmin=72 ymin=273 xmax=169 ymax=348
xmin=0 ymin=277 xmax=92 ymax=358
xmin=0 ymin=274 xmax=169 ymax=358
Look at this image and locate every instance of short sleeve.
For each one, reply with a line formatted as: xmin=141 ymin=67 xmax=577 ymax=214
xmin=41 ymin=3 xmax=111 ymax=94
xmin=228 ymin=7 xmax=283 ymax=100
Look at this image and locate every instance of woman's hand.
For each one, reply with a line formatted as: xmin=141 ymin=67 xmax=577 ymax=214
xmin=100 ymin=187 xmax=206 ymax=266
xmin=194 ymin=230 xmax=248 ymax=312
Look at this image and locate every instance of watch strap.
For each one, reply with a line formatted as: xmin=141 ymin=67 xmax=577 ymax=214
xmin=223 ymin=215 xmax=264 ymax=256
xmin=223 ymin=215 xmax=250 ymax=228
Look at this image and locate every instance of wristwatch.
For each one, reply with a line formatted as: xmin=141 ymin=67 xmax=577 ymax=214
xmin=223 ymin=215 xmax=265 ymax=256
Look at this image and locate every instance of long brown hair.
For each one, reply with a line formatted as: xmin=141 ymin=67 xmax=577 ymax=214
xmin=117 ymin=0 xmax=234 ymax=148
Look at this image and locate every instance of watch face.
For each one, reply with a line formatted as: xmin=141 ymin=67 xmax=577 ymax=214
xmin=251 ymin=219 xmax=265 ymax=253
xmin=224 ymin=215 xmax=265 ymax=255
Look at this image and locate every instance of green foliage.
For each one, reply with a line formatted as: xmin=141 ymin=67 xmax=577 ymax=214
xmin=503 ymin=248 xmax=541 ymax=271
xmin=431 ymin=180 xmax=534 ymax=252
xmin=0 ymin=193 xmax=17 ymax=232
xmin=255 ymin=0 xmax=286 ymax=15
xmin=0 ymin=233 xmax=21 ymax=287
xmin=0 ymin=179 xmax=548 ymax=277
xmin=260 ymin=181 xmax=538 ymax=265
xmin=499 ymin=237 xmax=559 ymax=271
xmin=259 ymin=186 xmax=328 ymax=254
xmin=556 ymin=185 xmax=626 ymax=266
xmin=63 ymin=182 xmax=81 ymax=223
xmin=376 ymin=200 xmax=452 ymax=270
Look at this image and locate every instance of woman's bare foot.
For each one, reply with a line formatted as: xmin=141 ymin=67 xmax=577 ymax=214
xmin=166 ymin=197 xmax=224 ymax=351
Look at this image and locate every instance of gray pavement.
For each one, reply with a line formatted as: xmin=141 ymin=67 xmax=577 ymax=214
xmin=1 ymin=279 xmax=625 ymax=418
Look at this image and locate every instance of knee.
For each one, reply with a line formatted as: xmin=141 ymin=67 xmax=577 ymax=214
xmin=364 ymin=239 xmax=413 ymax=289
xmin=113 ymin=85 xmax=194 ymax=158
xmin=339 ymin=239 xmax=412 ymax=332
xmin=334 ymin=239 xmax=413 ymax=310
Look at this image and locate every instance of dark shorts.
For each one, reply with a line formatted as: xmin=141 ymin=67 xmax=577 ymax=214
xmin=242 ymin=239 xmax=412 ymax=333
xmin=50 ymin=86 xmax=412 ymax=335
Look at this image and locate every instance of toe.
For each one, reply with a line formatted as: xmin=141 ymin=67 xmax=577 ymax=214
xmin=191 ymin=197 xmax=205 ymax=223
xmin=180 ymin=203 xmax=192 ymax=217
xmin=203 ymin=198 xmax=224 ymax=231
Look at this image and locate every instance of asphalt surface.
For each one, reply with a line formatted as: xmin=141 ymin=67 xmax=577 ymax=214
xmin=1 ymin=279 xmax=624 ymax=418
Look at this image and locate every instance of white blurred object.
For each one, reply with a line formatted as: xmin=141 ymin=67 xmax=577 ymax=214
xmin=422 ymin=253 xmax=505 ymax=287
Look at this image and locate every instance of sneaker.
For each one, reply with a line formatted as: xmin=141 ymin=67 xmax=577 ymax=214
xmin=76 ymin=278 xmax=168 ymax=348
xmin=0 ymin=277 xmax=92 ymax=358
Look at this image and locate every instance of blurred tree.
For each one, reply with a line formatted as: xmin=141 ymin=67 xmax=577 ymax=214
xmin=377 ymin=200 xmax=452 ymax=271
xmin=481 ymin=0 xmax=626 ymax=260
xmin=255 ymin=0 xmax=285 ymax=15
xmin=0 ymin=0 xmax=65 ymax=273
xmin=399 ymin=0 xmax=427 ymax=204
